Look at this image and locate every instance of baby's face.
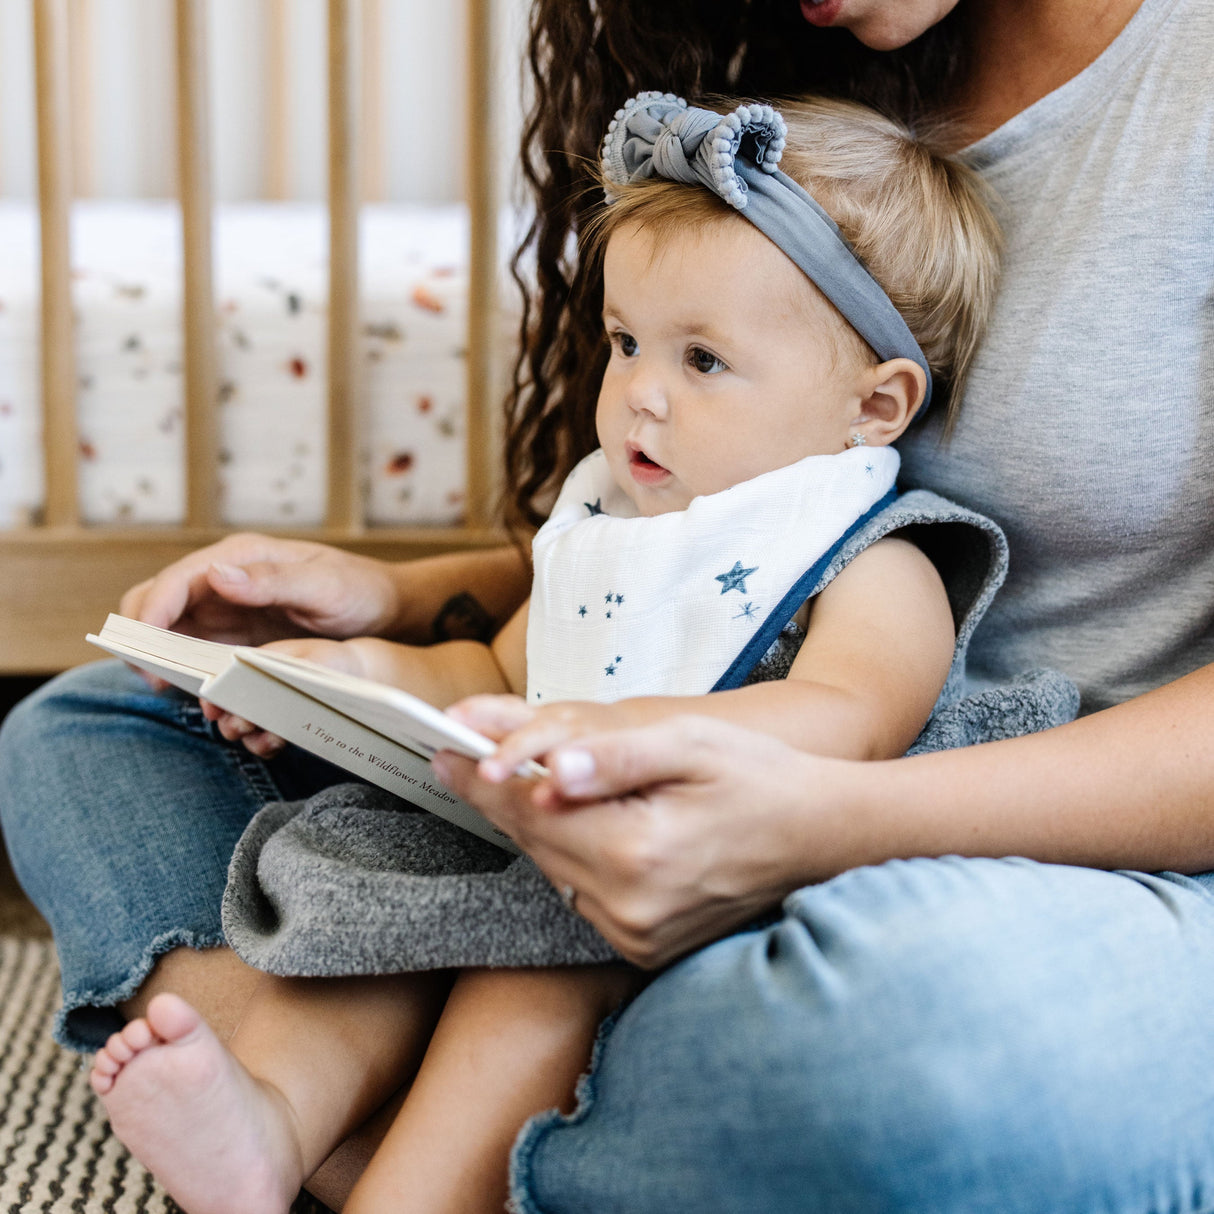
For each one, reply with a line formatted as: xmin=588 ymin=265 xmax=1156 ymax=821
xmin=596 ymin=219 xmax=871 ymax=517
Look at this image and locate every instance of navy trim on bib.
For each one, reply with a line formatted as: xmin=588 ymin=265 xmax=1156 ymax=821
xmin=710 ymin=486 xmax=899 ymax=692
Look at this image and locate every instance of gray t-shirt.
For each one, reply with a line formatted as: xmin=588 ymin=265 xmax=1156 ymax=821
xmin=899 ymin=0 xmax=1214 ymax=713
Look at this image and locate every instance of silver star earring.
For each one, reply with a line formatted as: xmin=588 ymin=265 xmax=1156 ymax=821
xmin=849 ymin=432 xmax=867 ymax=447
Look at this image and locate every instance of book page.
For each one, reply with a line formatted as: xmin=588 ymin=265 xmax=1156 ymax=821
xmin=86 ymin=615 xmax=237 ymax=696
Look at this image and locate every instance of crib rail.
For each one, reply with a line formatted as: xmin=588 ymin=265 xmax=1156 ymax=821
xmin=0 ymin=0 xmax=507 ymax=674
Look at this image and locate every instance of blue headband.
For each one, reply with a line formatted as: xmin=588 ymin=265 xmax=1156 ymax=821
xmin=601 ymin=92 xmax=933 ymax=411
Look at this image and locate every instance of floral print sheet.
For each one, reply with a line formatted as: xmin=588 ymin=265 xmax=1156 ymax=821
xmin=0 ymin=200 xmax=511 ymax=527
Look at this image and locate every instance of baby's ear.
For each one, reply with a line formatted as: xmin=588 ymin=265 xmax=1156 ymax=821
xmin=849 ymin=359 xmax=927 ymax=447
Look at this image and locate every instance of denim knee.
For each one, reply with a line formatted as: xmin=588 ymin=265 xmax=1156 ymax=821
xmin=0 ymin=661 xmax=344 ymax=1050
xmin=512 ymin=857 xmax=1214 ymax=1214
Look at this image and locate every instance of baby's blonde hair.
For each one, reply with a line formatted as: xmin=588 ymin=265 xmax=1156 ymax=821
xmin=588 ymin=96 xmax=1002 ymax=429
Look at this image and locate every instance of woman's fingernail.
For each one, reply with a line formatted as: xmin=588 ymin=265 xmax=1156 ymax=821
xmin=432 ymin=753 xmax=451 ymax=781
xmin=211 ymin=562 xmax=249 ymax=584
xmin=553 ymin=748 xmax=596 ymax=789
xmin=480 ymin=758 xmax=508 ymax=783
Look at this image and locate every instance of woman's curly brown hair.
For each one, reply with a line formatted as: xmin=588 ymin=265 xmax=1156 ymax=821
xmin=502 ymin=0 xmax=970 ymax=533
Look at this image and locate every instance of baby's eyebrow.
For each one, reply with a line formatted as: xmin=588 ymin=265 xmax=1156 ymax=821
xmin=664 ymin=317 xmax=730 ymax=346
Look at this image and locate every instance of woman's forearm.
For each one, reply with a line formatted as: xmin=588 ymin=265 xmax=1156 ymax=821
xmin=386 ymin=546 xmax=531 ymax=644
xmin=827 ymin=662 xmax=1214 ymax=879
xmin=442 ymin=665 xmax=1214 ymax=967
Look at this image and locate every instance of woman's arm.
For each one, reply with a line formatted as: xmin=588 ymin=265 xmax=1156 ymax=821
xmin=481 ymin=536 xmax=954 ymax=775
xmin=383 ymin=547 xmax=532 ymax=643
xmin=122 ymin=534 xmax=530 ymax=648
xmin=855 ymin=662 xmax=1214 ymax=874
xmin=439 ymin=661 xmax=1214 ymax=967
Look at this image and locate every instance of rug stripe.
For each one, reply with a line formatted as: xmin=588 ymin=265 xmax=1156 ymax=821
xmin=0 ymin=942 xmax=58 ymax=1198
xmin=41 ymin=1056 xmax=93 ymax=1211
xmin=7 ymin=1006 xmax=68 ymax=1210
xmin=0 ymin=937 xmax=179 ymax=1213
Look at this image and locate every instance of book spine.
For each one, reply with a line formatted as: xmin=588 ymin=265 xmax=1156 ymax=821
xmin=203 ymin=662 xmax=519 ymax=854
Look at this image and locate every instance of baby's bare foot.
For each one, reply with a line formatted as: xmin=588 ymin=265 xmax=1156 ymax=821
xmin=89 ymin=992 xmax=303 ymax=1214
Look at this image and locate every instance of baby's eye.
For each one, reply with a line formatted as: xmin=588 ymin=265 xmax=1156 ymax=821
xmin=609 ymin=331 xmax=638 ymax=358
xmin=688 ymin=346 xmax=727 ymax=375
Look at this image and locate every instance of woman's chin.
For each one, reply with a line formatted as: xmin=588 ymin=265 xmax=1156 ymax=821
xmin=798 ymin=0 xmax=958 ymax=51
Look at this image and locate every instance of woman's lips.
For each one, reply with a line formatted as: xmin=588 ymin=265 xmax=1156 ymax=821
xmin=628 ymin=446 xmax=671 ymax=486
xmin=799 ymin=0 xmax=842 ymax=28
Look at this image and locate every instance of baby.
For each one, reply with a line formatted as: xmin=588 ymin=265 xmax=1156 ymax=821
xmin=89 ymin=93 xmax=1001 ymax=1214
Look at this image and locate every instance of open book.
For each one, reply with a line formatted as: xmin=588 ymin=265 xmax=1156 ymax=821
xmin=87 ymin=614 xmax=521 ymax=853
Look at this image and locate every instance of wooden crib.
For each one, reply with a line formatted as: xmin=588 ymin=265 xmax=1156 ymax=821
xmin=0 ymin=0 xmax=509 ymax=674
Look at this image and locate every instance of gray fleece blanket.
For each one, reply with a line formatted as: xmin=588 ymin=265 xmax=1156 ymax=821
xmin=221 ymin=491 xmax=1079 ymax=977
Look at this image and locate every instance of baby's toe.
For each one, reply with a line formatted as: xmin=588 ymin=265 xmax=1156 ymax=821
xmin=91 ymin=1049 xmax=121 ymax=1077
xmin=101 ymin=1030 xmax=136 ymax=1064
xmin=88 ymin=1065 xmax=115 ymax=1096
xmin=118 ymin=1018 xmax=156 ymax=1053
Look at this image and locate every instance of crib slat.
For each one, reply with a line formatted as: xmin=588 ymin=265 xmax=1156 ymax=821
xmin=32 ymin=0 xmax=79 ymax=527
xmin=463 ymin=0 xmax=500 ymax=530
xmin=175 ymin=0 xmax=220 ymax=529
xmin=327 ymin=0 xmax=363 ymax=531
xmin=265 ymin=0 xmax=290 ymax=199
xmin=359 ymin=0 xmax=385 ymax=202
xmin=67 ymin=0 xmax=94 ymax=197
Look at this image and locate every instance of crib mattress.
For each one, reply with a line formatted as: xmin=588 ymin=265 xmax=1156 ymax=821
xmin=0 ymin=200 xmax=510 ymax=528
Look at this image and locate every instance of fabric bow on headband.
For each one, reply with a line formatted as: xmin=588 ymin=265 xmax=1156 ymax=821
xmin=601 ymin=92 xmax=933 ymax=411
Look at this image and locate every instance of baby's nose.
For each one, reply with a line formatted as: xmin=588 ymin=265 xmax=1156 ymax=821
xmin=624 ymin=367 xmax=669 ymax=418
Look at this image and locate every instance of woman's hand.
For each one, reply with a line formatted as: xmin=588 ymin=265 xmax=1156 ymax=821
xmin=470 ymin=697 xmax=666 ymax=783
xmin=121 ymin=533 xmax=404 ymax=651
xmin=438 ymin=699 xmax=856 ymax=967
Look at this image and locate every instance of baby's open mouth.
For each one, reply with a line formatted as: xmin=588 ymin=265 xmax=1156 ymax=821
xmin=627 ymin=444 xmax=670 ymax=484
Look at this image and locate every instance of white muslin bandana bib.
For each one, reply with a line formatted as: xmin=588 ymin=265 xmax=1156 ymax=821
xmin=526 ymin=445 xmax=899 ymax=704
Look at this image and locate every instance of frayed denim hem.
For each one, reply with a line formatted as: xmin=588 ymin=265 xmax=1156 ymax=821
xmin=54 ymin=927 xmax=226 ymax=1053
xmin=508 ymin=1007 xmax=623 ymax=1214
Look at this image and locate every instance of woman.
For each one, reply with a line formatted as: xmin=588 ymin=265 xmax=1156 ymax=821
xmin=3 ymin=0 xmax=1211 ymax=1208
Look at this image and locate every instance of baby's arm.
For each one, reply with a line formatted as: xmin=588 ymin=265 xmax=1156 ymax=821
xmin=480 ymin=537 xmax=953 ymax=773
xmin=280 ymin=600 xmax=530 ymax=706
xmin=205 ymin=602 xmax=531 ymax=755
xmin=755 ymin=534 xmax=953 ymax=758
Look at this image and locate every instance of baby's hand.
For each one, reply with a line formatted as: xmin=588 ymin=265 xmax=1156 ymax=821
xmin=201 ymin=636 xmax=366 ymax=758
xmin=260 ymin=635 xmax=366 ymax=674
xmin=452 ymin=696 xmax=649 ymax=786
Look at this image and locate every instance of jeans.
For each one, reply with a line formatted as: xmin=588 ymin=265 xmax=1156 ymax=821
xmin=6 ymin=662 xmax=1214 ymax=1211
xmin=0 ymin=661 xmax=342 ymax=1050
xmin=511 ymin=858 xmax=1214 ymax=1212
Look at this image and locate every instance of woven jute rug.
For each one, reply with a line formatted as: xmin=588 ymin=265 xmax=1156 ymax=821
xmin=0 ymin=935 xmax=330 ymax=1213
